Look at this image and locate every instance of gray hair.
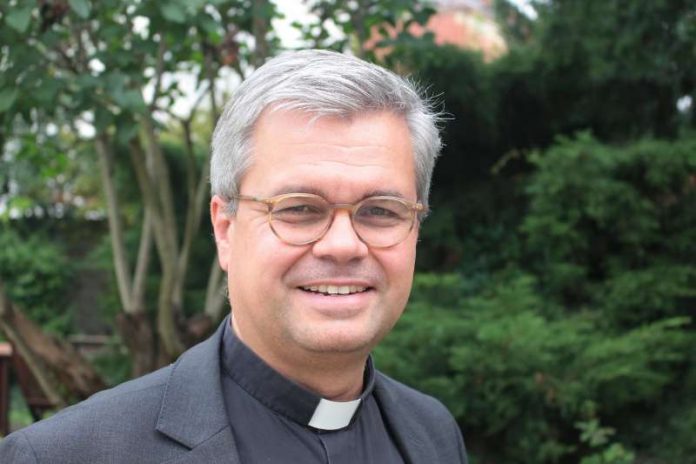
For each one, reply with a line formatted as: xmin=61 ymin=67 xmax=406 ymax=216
xmin=210 ymin=49 xmax=443 ymax=210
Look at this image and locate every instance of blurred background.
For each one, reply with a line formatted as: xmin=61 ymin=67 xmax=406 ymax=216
xmin=0 ymin=0 xmax=694 ymax=462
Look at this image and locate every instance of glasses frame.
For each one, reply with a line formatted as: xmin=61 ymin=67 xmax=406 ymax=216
xmin=230 ymin=192 xmax=427 ymax=248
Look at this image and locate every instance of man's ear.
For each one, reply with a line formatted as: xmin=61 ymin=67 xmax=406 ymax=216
xmin=210 ymin=195 xmax=234 ymax=271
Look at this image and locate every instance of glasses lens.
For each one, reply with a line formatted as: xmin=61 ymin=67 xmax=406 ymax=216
xmin=270 ymin=195 xmax=330 ymax=244
xmin=353 ymin=198 xmax=414 ymax=247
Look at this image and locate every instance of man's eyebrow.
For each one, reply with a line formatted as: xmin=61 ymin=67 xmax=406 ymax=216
xmin=269 ymin=185 xmax=325 ymax=197
xmin=361 ymin=189 xmax=406 ymax=199
xmin=269 ymin=186 xmax=407 ymax=200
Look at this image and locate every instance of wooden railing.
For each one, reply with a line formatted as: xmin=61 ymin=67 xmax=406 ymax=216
xmin=0 ymin=343 xmax=10 ymax=436
xmin=0 ymin=336 xmax=111 ymax=436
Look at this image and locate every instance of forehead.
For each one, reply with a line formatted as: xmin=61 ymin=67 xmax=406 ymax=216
xmin=241 ymin=109 xmax=417 ymax=199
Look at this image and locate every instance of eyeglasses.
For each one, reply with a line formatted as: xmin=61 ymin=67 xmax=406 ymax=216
xmin=229 ymin=193 xmax=426 ymax=248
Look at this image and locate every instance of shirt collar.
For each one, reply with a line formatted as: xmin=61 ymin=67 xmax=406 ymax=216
xmin=220 ymin=318 xmax=376 ymax=431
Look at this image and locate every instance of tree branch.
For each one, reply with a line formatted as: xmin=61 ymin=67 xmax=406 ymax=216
xmin=129 ymin=138 xmax=186 ymax=359
xmin=140 ymin=116 xmax=179 ymax=255
xmin=203 ymin=48 xmax=221 ymax=122
xmin=176 ymin=119 xmax=200 ymax=283
xmin=173 ymin=82 xmax=216 ymax=308
xmin=131 ymin=208 xmax=153 ymax=314
xmin=95 ymin=134 xmax=133 ymax=312
xmin=186 ymin=82 xmax=212 ymax=123
xmin=149 ymin=38 xmax=167 ymax=111
xmin=128 ymin=139 xmax=171 ymax=264
xmin=71 ymin=23 xmax=90 ymax=72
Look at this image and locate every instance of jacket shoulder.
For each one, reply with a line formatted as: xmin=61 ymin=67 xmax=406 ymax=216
xmin=375 ymin=371 xmax=468 ymax=463
xmin=0 ymin=365 xmax=183 ymax=464
xmin=376 ymin=371 xmax=454 ymax=421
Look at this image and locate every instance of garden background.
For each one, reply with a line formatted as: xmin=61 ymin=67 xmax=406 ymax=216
xmin=0 ymin=1 xmax=694 ymax=463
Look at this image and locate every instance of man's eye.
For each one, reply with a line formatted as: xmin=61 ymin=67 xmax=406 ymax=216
xmin=274 ymin=204 xmax=324 ymax=216
xmin=361 ymin=206 xmax=398 ymax=217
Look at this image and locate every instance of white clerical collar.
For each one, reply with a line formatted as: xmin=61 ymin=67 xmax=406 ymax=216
xmin=308 ymin=397 xmax=362 ymax=430
xmin=222 ymin=318 xmax=375 ymax=431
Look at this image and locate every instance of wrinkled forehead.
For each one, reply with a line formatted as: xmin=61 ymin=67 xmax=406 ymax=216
xmin=241 ymin=108 xmax=417 ymax=199
xmin=258 ymin=101 xmax=404 ymax=129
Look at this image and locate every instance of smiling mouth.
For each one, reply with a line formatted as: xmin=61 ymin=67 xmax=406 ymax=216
xmin=299 ymin=285 xmax=371 ymax=296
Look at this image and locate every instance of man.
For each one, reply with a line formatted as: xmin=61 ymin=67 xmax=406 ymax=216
xmin=0 ymin=49 xmax=467 ymax=463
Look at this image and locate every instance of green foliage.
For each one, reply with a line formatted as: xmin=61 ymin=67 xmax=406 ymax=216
xmin=402 ymin=0 xmax=694 ymax=219
xmin=297 ymin=0 xmax=435 ymax=57
xmin=0 ymin=130 xmax=98 ymax=220
xmin=577 ymin=419 xmax=635 ymax=464
xmin=528 ymin=0 xmax=695 ymax=139
xmin=0 ymin=226 xmax=74 ymax=333
xmin=0 ymin=0 xmax=281 ymax=146
xmin=377 ymin=272 xmax=689 ymax=463
xmin=654 ymin=402 xmax=696 ymax=462
xmin=8 ymin=386 xmax=33 ymax=431
xmin=522 ymin=133 xmax=696 ymax=316
xmin=392 ymin=45 xmax=498 ymax=184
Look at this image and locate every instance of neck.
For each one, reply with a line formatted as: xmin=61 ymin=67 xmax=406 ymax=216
xmin=231 ymin=316 xmax=367 ymax=401
xmin=283 ymin=354 xmax=367 ymax=401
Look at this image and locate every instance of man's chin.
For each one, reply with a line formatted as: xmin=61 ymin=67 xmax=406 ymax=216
xmin=290 ymin=325 xmax=382 ymax=356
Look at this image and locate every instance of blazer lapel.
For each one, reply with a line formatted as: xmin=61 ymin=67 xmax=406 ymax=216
xmin=374 ymin=374 xmax=440 ymax=464
xmin=160 ymin=427 xmax=239 ymax=464
xmin=155 ymin=319 xmax=242 ymax=464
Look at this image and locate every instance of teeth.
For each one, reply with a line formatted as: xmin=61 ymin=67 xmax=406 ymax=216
xmin=302 ymin=285 xmax=367 ymax=295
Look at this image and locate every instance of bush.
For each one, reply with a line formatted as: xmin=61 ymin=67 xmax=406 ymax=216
xmin=376 ymin=272 xmax=690 ymax=463
xmin=522 ymin=132 xmax=696 ymax=319
xmin=0 ymin=226 xmax=74 ymax=334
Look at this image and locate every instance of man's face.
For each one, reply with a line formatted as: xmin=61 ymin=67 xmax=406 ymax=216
xmin=211 ymin=109 xmax=418 ymax=365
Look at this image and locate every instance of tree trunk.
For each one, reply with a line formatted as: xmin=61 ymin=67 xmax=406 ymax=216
xmin=115 ymin=312 xmax=157 ymax=377
xmin=157 ymin=268 xmax=186 ymax=360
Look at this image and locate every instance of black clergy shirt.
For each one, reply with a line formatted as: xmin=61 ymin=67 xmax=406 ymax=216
xmin=220 ymin=321 xmax=405 ymax=464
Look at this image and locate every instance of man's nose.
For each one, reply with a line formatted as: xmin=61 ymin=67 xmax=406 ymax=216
xmin=311 ymin=210 xmax=369 ymax=262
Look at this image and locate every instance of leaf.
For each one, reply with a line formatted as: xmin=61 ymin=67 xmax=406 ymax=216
xmin=75 ymin=74 xmax=99 ymax=89
xmin=111 ymin=89 xmax=146 ymax=113
xmin=0 ymin=88 xmax=18 ymax=113
xmin=68 ymin=0 xmax=91 ymax=19
xmin=104 ymin=72 xmax=128 ymax=90
xmin=8 ymin=196 xmax=33 ymax=212
xmin=34 ymin=79 xmax=62 ymax=105
xmin=6 ymin=6 xmax=33 ymax=33
xmin=160 ymin=3 xmax=187 ymax=23
xmin=115 ymin=119 xmax=139 ymax=145
xmin=197 ymin=14 xmax=219 ymax=36
xmin=94 ymin=105 xmax=113 ymax=131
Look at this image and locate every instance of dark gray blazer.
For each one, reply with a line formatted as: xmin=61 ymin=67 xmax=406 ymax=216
xmin=0 ymin=321 xmax=467 ymax=463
